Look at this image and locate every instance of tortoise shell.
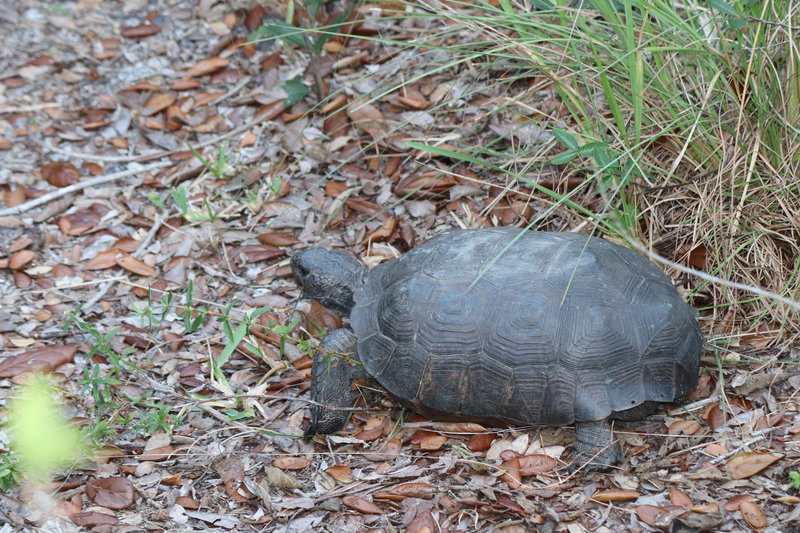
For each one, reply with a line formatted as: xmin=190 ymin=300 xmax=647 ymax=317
xmin=349 ymin=228 xmax=702 ymax=426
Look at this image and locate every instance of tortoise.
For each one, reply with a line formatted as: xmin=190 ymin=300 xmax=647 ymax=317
xmin=291 ymin=227 xmax=702 ymax=470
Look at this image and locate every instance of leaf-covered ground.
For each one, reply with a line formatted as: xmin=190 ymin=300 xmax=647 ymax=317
xmin=1 ymin=1 xmax=799 ymax=532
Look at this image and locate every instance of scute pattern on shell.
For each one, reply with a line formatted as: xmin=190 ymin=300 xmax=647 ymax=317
xmin=350 ymin=228 xmax=702 ymax=426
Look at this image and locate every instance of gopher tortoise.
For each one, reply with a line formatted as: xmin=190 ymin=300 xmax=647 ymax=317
xmin=292 ymin=227 xmax=702 ymax=470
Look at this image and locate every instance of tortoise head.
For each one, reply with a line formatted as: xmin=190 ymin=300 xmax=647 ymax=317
xmin=291 ymin=248 xmax=367 ymax=316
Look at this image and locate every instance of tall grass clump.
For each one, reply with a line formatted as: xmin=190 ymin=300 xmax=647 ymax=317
xmin=396 ymin=0 xmax=800 ymax=343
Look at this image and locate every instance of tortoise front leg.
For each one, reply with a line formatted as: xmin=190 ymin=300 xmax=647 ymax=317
xmin=304 ymin=328 xmax=367 ymax=438
xmin=570 ymin=419 xmax=621 ymax=473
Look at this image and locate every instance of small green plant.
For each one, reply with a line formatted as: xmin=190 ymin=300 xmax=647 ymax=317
xmin=170 ymin=184 xmax=220 ymax=223
xmin=187 ymin=141 xmax=233 ymax=178
xmin=789 ymin=471 xmax=800 ymax=490
xmin=0 ymin=453 xmax=22 ymax=490
xmin=179 ymin=280 xmax=209 ymax=333
xmin=134 ymin=401 xmax=185 ymax=435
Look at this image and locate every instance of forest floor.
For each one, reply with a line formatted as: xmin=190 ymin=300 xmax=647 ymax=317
xmin=0 ymin=1 xmax=799 ymax=532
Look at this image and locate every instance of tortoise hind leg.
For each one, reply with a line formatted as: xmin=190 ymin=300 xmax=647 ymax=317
xmin=569 ymin=419 xmax=621 ymax=473
xmin=304 ymin=328 xmax=367 ymax=438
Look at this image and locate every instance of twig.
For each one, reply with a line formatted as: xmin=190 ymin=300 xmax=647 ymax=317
xmin=0 ymin=102 xmax=63 ymax=113
xmin=668 ymin=396 xmax=721 ymax=415
xmin=42 ymin=111 xmax=274 ymax=164
xmin=80 ymin=217 xmax=163 ymax=314
xmin=708 ymin=434 xmax=768 ymax=465
xmin=0 ymin=161 xmax=173 ymax=217
xmin=750 ymin=16 xmax=800 ymax=30
xmin=624 ymin=237 xmax=800 ymax=311
xmin=208 ymin=76 xmax=252 ymax=106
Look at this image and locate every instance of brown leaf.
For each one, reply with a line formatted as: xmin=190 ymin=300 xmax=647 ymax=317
xmin=185 ymin=57 xmax=229 ymax=78
xmin=85 ymin=250 xmax=119 ymax=270
xmin=591 ymin=490 xmax=640 ymax=502
xmin=499 ymin=458 xmax=522 ymax=489
xmin=115 ymin=254 xmax=156 ymax=277
xmin=635 ymin=505 xmax=670 ymax=527
xmin=517 ymin=454 xmax=557 ymax=475
xmin=346 ymin=102 xmax=389 ymax=140
xmin=306 ymin=300 xmax=342 ymax=335
xmin=272 ymin=457 xmax=311 ymax=471
xmin=245 ymin=4 xmax=268 ymax=30
xmin=3 ymin=183 xmax=27 ymax=207
xmin=57 ymin=211 xmax=100 ymax=236
xmin=418 ymin=434 xmax=447 ymax=451
xmin=321 ymin=93 xmax=348 ymax=114
xmin=237 ymin=244 xmax=285 ymax=263
xmin=325 ymin=465 xmax=353 ymax=484
xmin=406 ymin=509 xmax=437 ymax=533
xmin=726 ymin=453 xmax=782 ymax=479
xmin=345 ymin=196 xmax=381 ymax=214
xmin=0 ymin=344 xmax=78 ymax=378
xmin=342 ymin=495 xmax=382 ymax=514
xmin=690 ymin=502 xmax=719 ymax=513
xmin=138 ymin=445 xmax=175 ymax=462
xmin=740 ymin=501 xmax=768 ymax=531
xmin=41 ymin=161 xmax=80 ymax=187
xmin=85 ymin=477 xmax=135 ymax=509
xmin=398 ymin=95 xmax=431 ymax=110
xmin=257 ymin=232 xmax=300 ymax=246
xmin=668 ymin=487 xmax=692 ymax=508
xmin=363 ymin=216 xmax=397 ymax=245
xmin=176 ymin=496 xmax=200 ymax=510
xmin=141 ymin=93 xmax=176 ymax=116
xmin=374 ymin=482 xmax=436 ymax=501
xmin=668 ymin=419 xmax=701 ymax=435
xmin=121 ymin=24 xmax=162 ymax=39
xmin=9 ymin=249 xmax=35 ymax=270
xmin=395 ymin=171 xmax=459 ymax=197
xmin=725 ymin=494 xmax=754 ymax=511
xmin=70 ymin=511 xmax=119 ymax=526
xmin=467 ymin=433 xmax=497 ymax=452
xmin=325 ymin=180 xmax=349 ymax=197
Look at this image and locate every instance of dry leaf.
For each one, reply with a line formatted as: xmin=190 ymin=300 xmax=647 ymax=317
xmin=740 ymin=501 xmax=767 ymax=531
xmin=9 ymin=249 xmax=35 ymax=270
xmin=668 ymin=419 xmax=701 ymax=435
xmin=185 ymin=57 xmax=229 ymax=78
xmin=264 ymin=466 xmax=301 ymax=489
xmin=121 ymin=24 xmax=162 ymax=38
xmin=257 ymin=232 xmax=300 ymax=246
xmin=342 ymin=495 xmax=382 ymax=514
xmin=467 ymin=433 xmax=497 ymax=452
xmin=346 ymin=102 xmax=389 ymax=140
xmin=237 ymin=244 xmax=285 ymax=263
xmin=418 ymin=434 xmax=447 ymax=451
xmin=57 ymin=211 xmax=100 ymax=236
xmin=306 ymin=300 xmax=343 ymax=335
xmin=406 ymin=509 xmax=437 ymax=533
xmin=115 ymin=254 xmax=156 ymax=277
xmin=374 ymin=482 xmax=436 ymax=501
xmin=325 ymin=465 xmax=353 ymax=484
xmin=272 ymin=457 xmax=311 ymax=471
xmin=517 ymin=454 xmax=557 ymax=475
xmin=395 ymin=171 xmax=460 ymax=197
xmin=591 ymin=490 xmax=640 ymax=502
xmin=726 ymin=453 xmax=782 ymax=479
xmin=690 ymin=502 xmax=719 ymax=513
xmin=176 ymin=496 xmax=200 ymax=509
xmin=41 ymin=161 xmax=80 ymax=187
xmin=725 ymin=494 xmax=754 ymax=511
xmin=85 ymin=250 xmax=119 ymax=270
xmin=0 ymin=344 xmax=78 ymax=378
xmin=70 ymin=511 xmax=119 ymax=526
xmin=142 ymin=93 xmax=176 ymax=116
xmin=363 ymin=216 xmax=397 ymax=245
xmin=85 ymin=477 xmax=135 ymax=509
xmin=635 ymin=505 xmax=670 ymax=527
xmin=668 ymin=487 xmax=692 ymax=508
